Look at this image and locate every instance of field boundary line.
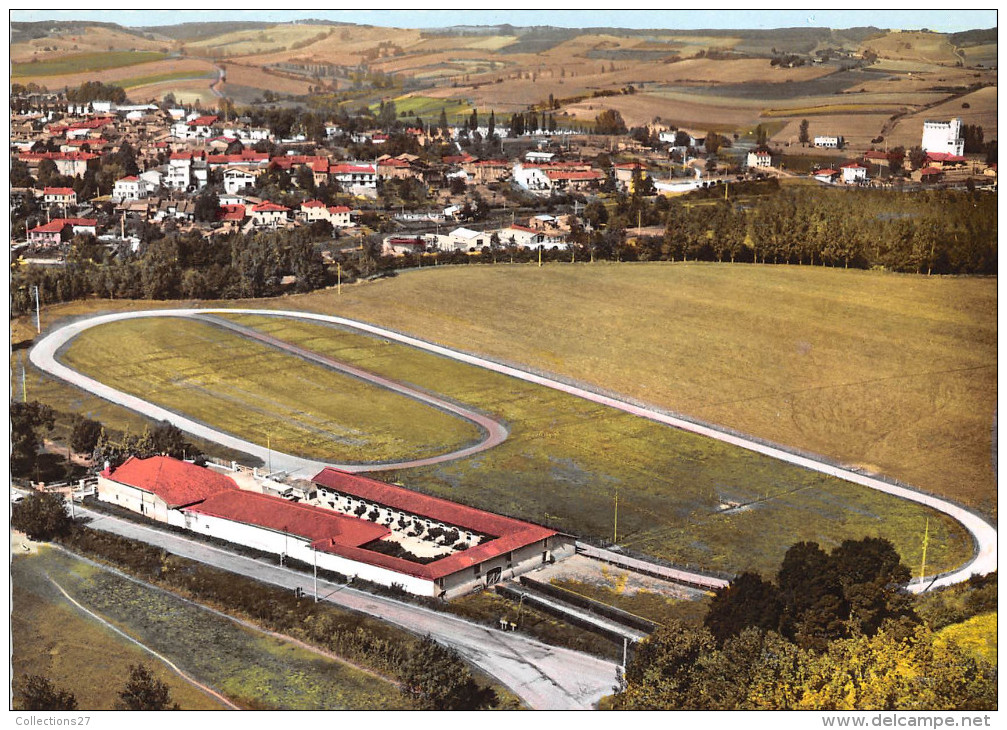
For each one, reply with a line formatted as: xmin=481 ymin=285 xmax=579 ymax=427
xmin=43 ymin=571 xmax=240 ymax=710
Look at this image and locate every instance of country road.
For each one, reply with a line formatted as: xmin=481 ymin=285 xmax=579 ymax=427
xmin=74 ymin=504 xmax=620 ymax=710
xmin=30 ymin=308 xmax=997 ymax=592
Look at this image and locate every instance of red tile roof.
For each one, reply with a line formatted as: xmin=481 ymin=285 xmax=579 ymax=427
xmin=920 ymin=166 xmax=943 ymax=176
xmin=330 ymin=164 xmax=376 ymax=175
xmin=815 ymin=169 xmax=838 ymax=176
xmin=187 ymin=490 xmax=390 ymax=548
xmin=841 ymin=162 xmax=866 ymax=169
xmin=925 ymin=152 xmax=966 ymax=163
xmin=311 ymin=468 xmax=556 ymax=579
xmin=117 ymin=176 xmax=139 ymax=182
xmin=188 ymin=115 xmax=219 ymax=127
xmin=864 ymin=150 xmax=890 ymax=160
xmin=101 ymin=456 xmax=237 ymax=508
xmin=252 ymin=201 xmax=290 ymax=212
xmin=301 ymin=199 xmax=327 ymax=209
xmin=218 ymin=204 xmax=247 ymax=222
xmin=328 ymin=206 xmax=351 ymax=214
xmin=29 ymin=220 xmax=70 ymax=234
xmin=44 ymin=187 xmax=76 ymax=196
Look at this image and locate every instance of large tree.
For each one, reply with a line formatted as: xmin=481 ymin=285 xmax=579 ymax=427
xmin=115 ymin=664 xmax=178 ymax=711
xmin=15 ymin=675 xmax=77 ymax=711
xmin=11 ymin=401 xmax=55 ymax=476
xmin=12 ymin=491 xmax=73 ymax=541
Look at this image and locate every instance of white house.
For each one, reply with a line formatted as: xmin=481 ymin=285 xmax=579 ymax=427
xmin=525 ymin=150 xmax=555 ymax=163
xmin=841 ymin=162 xmax=868 ymax=184
xmin=922 ymin=118 xmax=965 ymax=156
xmin=747 ymin=148 xmax=773 ymax=168
xmin=113 ymin=176 xmax=144 ymax=201
xmin=43 ymin=186 xmax=77 ymax=207
xmin=223 ymin=167 xmax=259 ymax=196
xmin=813 ymin=135 xmax=843 ymax=149
xmin=446 ymin=227 xmax=488 ymax=252
xmin=512 ymin=163 xmax=552 ymax=192
xmin=813 ymin=168 xmax=840 ymax=184
xmin=500 ymin=224 xmax=568 ymax=250
xmin=250 ymin=200 xmax=291 ymax=226
xmin=328 ymin=163 xmax=378 ymax=196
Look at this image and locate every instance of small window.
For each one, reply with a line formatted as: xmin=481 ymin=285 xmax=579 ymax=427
xmin=473 ymin=565 xmax=481 ymax=576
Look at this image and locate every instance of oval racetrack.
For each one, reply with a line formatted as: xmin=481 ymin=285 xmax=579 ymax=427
xmin=31 ymin=308 xmax=997 ymax=592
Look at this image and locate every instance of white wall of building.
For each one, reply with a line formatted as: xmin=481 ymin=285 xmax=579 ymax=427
xmin=922 ymin=119 xmax=964 ymax=156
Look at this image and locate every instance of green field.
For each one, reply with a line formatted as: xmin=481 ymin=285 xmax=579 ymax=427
xmin=12 ymin=546 xmax=408 ymax=710
xmin=12 ymin=51 xmax=166 ymax=77
xmin=373 ymin=94 xmax=476 ymax=123
xmin=274 ymin=264 xmax=996 ymax=515
xmin=201 ymin=313 xmax=972 ymax=578
xmin=936 ymin=612 xmax=998 ymax=665
xmin=116 ymin=70 xmax=214 ymax=89
xmin=60 ymin=317 xmax=482 ymax=464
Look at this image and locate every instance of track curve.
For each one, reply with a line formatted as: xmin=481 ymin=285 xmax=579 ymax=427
xmin=30 ymin=308 xmax=996 ymax=591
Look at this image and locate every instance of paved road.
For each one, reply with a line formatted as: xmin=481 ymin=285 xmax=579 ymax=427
xmin=30 ymin=308 xmax=997 ymax=590
xmin=75 ymin=504 xmax=619 ymax=710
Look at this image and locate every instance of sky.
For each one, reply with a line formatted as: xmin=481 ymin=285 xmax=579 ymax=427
xmin=8 ymin=8 xmax=999 ymax=33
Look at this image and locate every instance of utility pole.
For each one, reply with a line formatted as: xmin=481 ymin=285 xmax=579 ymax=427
xmin=34 ymin=285 xmax=41 ymax=333
xmin=337 ymin=261 xmax=342 ymax=295
xmin=613 ymin=489 xmax=619 ymax=544
xmin=313 ymin=546 xmax=318 ymax=602
xmin=22 ymin=366 xmax=27 ymax=402
xmin=920 ymin=518 xmax=930 ymax=581
xmin=538 ymin=246 xmax=542 ymax=267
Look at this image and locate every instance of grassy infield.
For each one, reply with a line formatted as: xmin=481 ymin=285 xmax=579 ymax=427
xmin=12 ymin=547 xmax=407 ymax=710
xmin=51 ymin=264 xmax=991 ymax=578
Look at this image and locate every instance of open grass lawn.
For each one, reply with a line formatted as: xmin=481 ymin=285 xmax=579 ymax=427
xmin=276 ymin=264 xmax=996 ymax=516
xmin=12 ymin=51 xmax=166 ymax=77
xmin=936 ymin=612 xmax=997 ymax=665
xmin=210 ymin=313 xmax=972 ymax=578
xmin=12 ymin=547 xmax=408 ymax=710
xmin=60 ymin=317 xmax=482 ymax=464
xmin=11 ymin=548 xmax=224 ymax=710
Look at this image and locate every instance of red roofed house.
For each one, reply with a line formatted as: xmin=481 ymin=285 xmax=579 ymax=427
xmin=916 ymin=166 xmax=944 ymax=183
xmin=544 ymin=168 xmax=604 ymax=192
xmin=217 ymin=204 xmax=248 ymax=225
xmin=613 ymin=161 xmax=647 ymax=191
xmin=813 ymin=168 xmax=840 ymax=184
xmin=841 ymin=162 xmax=868 ymax=184
xmin=924 ymin=151 xmax=967 ymax=169
xmin=27 ymin=220 xmax=72 ymax=246
xmin=250 ymin=200 xmax=291 ymax=226
xmin=43 ymin=187 xmax=77 ymax=207
xmin=98 ymin=455 xmax=237 ymax=526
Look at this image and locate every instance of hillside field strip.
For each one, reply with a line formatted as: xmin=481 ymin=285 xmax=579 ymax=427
xmin=60 ymin=317 xmax=483 ymax=464
xmin=276 ymin=264 xmax=996 ymax=514
xmin=936 ymin=612 xmax=997 ymax=665
xmin=12 ymin=57 xmax=217 ymax=93
xmin=12 ymin=546 xmax=408 ymax=710
xmin=193 ymin=312 xmax=971 ymax=579
xmin=12 ymin=50 xmax=165 ymax=77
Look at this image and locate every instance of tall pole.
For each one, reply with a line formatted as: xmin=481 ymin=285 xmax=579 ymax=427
xmin=337 ymin=262 xmax=342 ymax=296
xmin=538 ymin=246 xmax=542 ymax=268
xmin=613 ymin=489 xmax=619 ymax=544
xmin=22 ymin=366 xmax=27 ymax=402
xmin=34 ymin=285 xmax=41 ymax=333
xmin=920 ymin=518 xmax=930 ymax=581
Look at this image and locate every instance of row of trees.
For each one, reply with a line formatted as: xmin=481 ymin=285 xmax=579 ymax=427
xmin=611 ymin=538 xmax=996 ymax=710
xmin=11 ymin=226 xmax=330 ymax=317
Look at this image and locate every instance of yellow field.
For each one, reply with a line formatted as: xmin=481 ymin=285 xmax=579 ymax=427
xmin=862 ymin=31 xmax=962 ymax=66
xmin=221 ymin=62 xmax=314 ymax=96
xmin=185 ymin=23 xmax=337 ymax=58
xmin=126 ymin=79 xmax=218 ymax=106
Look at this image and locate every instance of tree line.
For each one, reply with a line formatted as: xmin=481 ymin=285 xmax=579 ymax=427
xmin=610 ymin=539 xmax=996 ymax=710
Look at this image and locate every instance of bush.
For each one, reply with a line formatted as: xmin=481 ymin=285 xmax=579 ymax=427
xmin=12 ymin=491 xmax=72 ymax=541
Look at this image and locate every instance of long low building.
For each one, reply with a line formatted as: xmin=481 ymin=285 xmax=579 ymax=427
xmin=98 ymin=456 xmax=573 ymax=598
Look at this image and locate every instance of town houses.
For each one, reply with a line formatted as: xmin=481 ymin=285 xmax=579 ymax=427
xmin=9 ymin=85 xmax=992 ymax=266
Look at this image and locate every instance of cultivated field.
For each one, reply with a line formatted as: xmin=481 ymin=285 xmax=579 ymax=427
xmin=12 ymin=51 xmax=165 ymax=78
xmin=861 ymin=31 xmax=963 ymax=66
xmin=60 ymin=317 xmax=483 ymax=464
xmin=201 ymin=312 xmax=973 ymax=578
xmin=277 ymin=264 xmax=997 ymax=515
xmin=888 ymin=85 xmax=999 ymax=147
xmin=13 ymin=57 xmax=215 ymax=92
xmin=13 ymin=546 xmax=408 ymax=709
xmin=125 ymin=79 xmax=218 ymax=107
xmin=11 ymin=546 xmax=225 ymax=710
xmin=11 ymin=26 xmax=167 ymax=62
xmin=220 ymin=62 xmax=314 ymax=96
